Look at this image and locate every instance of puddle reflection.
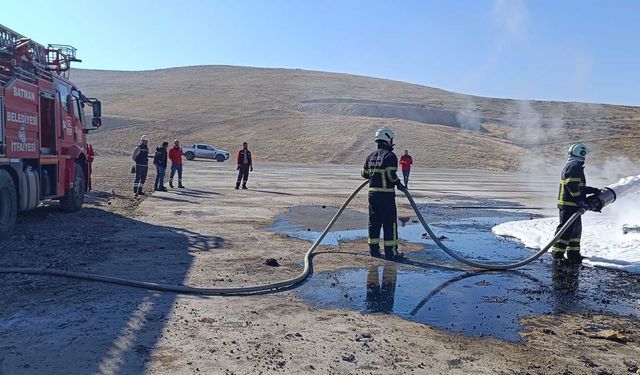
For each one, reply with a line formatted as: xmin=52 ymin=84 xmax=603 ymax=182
xmin=275 ymin=205 xmax=640 ymax=342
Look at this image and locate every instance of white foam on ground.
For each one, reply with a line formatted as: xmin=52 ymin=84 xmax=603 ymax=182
xmin=492 ymin=194 xmax=640 ymax=273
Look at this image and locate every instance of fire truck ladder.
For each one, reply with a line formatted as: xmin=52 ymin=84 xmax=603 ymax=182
xmin=0 ymin=24 xmax=81 ymax=85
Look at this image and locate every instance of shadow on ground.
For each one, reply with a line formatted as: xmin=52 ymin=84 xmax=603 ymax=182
xmin=0 ymin=205 xmax=216 ymax=374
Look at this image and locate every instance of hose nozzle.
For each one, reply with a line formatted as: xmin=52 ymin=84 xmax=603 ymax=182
xmin=585 ymin=187 xmax=617 ymax=212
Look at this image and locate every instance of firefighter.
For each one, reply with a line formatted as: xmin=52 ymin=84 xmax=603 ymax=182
xmin=235 ymin=142 xmax=253 ymax=189
xmin=132 ymin=135 xmax=150 ymax=196
xmin=361 ymin=127 xmax=406 ymax=260
xmin=169 ymin=140 xmax=185 ymax=189
xmin=153 ymin=141 xmax=169 ymax=191
xmin=552 ymin=143 xmax=600 ymax=264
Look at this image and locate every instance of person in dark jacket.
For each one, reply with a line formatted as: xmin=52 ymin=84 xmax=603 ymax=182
xmin=361 ymin=127 xmax=406 ymax=260
xmin=132 ymin=135 xmax=150 ymax=196
xmin=552 ymin=143 xmax=600 ymax=264
xmin=153 ymin=141 xmax=169 ymax=191
xmin=235 ymin=142 xmax=253 ymax=189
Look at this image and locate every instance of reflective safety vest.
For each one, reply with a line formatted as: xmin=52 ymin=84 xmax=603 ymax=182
xmin=557 ymin=160 xmax=598 ymax=208
xmin=361 ymin=143 xmax=401 ymax=193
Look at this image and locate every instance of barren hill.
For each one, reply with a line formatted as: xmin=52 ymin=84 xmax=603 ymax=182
xmin=72 ymin=66 xmax=640 ymax=170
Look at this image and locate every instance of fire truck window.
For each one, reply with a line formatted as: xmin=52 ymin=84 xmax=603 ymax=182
xmin=58 ymin=84 xmax=70 ymax=113
xmin=72 ymin=90 xmax=83 ymax=123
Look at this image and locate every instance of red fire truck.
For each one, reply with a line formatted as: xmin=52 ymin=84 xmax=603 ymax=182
xmin=0 ymin=24 xmax=102 ymax=239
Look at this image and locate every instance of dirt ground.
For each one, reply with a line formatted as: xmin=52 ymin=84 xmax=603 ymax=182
xmin=1 ymin=156 xmax=639 ymax=375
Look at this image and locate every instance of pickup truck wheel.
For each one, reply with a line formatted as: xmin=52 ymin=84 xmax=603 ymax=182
xmin=185 ymin=151 xmax=195 ymax=161
xmin=61 ymin=163 xmax=85 ymax=212
xmin=0 ymin=169 xmax=18 ymax=240
xmin=216 ymin=154 xmax=225 ymax=162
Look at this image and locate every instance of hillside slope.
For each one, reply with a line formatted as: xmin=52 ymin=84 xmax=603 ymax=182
xmin=72 ymin=66 xmax=640 ymax=170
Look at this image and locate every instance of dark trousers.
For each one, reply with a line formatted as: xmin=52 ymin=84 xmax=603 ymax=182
xmin=552 ymin=207 xmax=582 ymax=253
xmin=169 ymin=164 xmax=183 ymax=183
xmin=368 ymin=192 xmax=398 ymax=256
xmin=236 ymin=165 xmax=250 ymax=185
xmin=402 ymin=169 xmax=410 ymax=187
xmin=155 ymin=166 xmax=166 ymax=189
xmin=134 ymin=165 xmax=148 ymax=191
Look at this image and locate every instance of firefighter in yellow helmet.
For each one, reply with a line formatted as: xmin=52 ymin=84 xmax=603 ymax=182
xmin=552 ymin=143 xmax=600 ymax=264
xmin=361 ymin=127 xmax=406 ymax=260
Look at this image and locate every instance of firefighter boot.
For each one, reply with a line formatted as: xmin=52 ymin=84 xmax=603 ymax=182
xmin=566 ymin=251 xmax=583 ymax=265
xmin=242 ymin=183 xmax=247 ymax=189
xmin=133 ymin=186 xmax=138 ymax=196
xmin=137 ymin=186 xmax=145 ymax=196
xmin=552 ymin=251 xmax=565 ymax=261
xmin=178 ymin=184 xmax=185 ymax=189
xmin=369 ymin=245 xmax=381 ymax=258
xmin=385 ymin=248 xmax=404 ymax=261
xmin=235 ymin=182 xmax=240 ymax=189
xmin=169 ymin=180 xmax=174 ymax=189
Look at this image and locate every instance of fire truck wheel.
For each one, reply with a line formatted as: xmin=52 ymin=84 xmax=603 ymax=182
xmin=0 ymin=169 xmax=18 ymax=240
xmin=61 ymin=163 xmax=86 ymax=212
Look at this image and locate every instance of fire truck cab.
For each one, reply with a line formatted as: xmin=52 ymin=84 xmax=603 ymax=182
xmin=0 ymin=24 xmax=102 ymax=239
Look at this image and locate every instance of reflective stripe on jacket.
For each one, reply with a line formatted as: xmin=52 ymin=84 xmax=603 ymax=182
xmin=132 ymin=144 xmax=149 ymax=166
xmin=557 ymin=159 xmax=599 ymax=208
xmin=361 ymin=143 xmax=401 ymax=193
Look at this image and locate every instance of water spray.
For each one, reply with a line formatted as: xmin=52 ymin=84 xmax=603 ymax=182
xmin=586 ymin=174 xmax=640 ymax=212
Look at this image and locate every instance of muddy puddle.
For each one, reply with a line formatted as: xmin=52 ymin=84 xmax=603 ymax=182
xmin=268 ymin=204 xmax=640 ymax=342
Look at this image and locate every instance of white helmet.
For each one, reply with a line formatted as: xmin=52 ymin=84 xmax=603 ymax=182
xmin=568 ymin=143 xmax=589 ymax=158
xmin=140 ymin=135 xmax=149 ymax=142
xmin=374 ymin=127 xmax=395 ymax=143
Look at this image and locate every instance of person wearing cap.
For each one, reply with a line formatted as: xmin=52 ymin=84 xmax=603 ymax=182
xmin=132 ymin=135 xmax=150 ymax=196
xmin=361 ymin=127 xmax=405 ymax=260
xmin=551 ymin=143 xmax=601 ymax=264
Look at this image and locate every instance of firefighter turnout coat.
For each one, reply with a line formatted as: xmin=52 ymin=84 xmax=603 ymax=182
xmin=361 ymin=142 xmax=403 ymax=256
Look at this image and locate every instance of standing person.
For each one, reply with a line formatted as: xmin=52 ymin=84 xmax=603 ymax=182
xmin=235 ymin=142 xmax=253 ymax=189
xmin=86 ymin=144 xmax=95 ymax=191
xmin=399 ymin=150 xmax=413 ymax=189
xmin=168 ymin=140 xmax=185 ymax=189
xmin=153 ymin=141 xmax=169 ymax=191
xmin=132 ymin=135 xmax=150 ymax=196
xmin=551 ymin=143 xmax=600 ymax=264
xmin=361 ymin=127 xmax=405 ymax=260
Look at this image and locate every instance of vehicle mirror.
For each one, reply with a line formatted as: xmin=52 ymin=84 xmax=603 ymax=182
xmin=92 ymin=101 xmax=102 ymax=118
xmin=92 ymin=117 xmax=102 ymax=128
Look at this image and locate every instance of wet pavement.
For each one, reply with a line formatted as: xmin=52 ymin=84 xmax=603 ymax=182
xmin=269 ymin=204 xmax=640 ymax=342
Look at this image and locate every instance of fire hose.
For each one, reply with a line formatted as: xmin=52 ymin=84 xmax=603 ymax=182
xmin=0 ymin=181 xmax=613 ymax=295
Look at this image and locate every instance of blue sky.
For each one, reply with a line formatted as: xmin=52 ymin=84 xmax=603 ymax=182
xmin=2 ymin=0 xmax=639 ymax=105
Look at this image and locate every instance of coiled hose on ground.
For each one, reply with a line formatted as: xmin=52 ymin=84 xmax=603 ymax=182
xmin=0 ymin=181 xmax=584 ymax=295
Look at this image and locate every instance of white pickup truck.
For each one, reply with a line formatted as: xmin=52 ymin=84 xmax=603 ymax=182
xmin=183 ymin=144 xmax=230 ymax=162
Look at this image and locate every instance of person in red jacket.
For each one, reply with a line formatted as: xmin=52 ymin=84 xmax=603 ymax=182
xmin=235 ymin=142 xmax=253 ymax=189
xmin=168 ymin=140 xmax=185 ymax=189
xmin=399 ymin=150 xmax=413 ymax=188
